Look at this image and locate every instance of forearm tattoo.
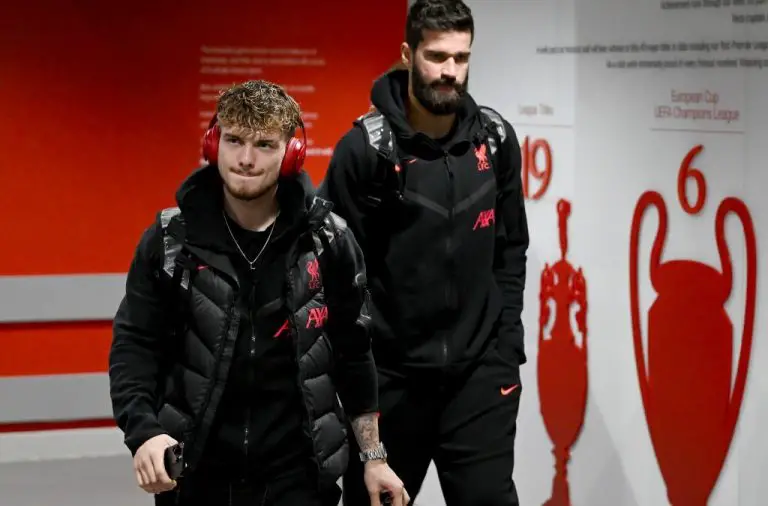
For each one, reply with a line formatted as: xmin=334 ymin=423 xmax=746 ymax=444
xmin=350 ymin=413 xmax=380 ymax=452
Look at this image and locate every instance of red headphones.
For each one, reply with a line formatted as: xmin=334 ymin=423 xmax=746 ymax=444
xmin=201 ymin=114 xmax=307 ymax=178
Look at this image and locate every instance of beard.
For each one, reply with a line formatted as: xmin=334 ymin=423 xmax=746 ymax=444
xmin=411 ymin=64 xmax=468 ymax=116
xmin=222 ymin=169 xmax=279 ymax=202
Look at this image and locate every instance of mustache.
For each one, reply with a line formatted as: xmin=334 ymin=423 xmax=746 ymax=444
xmin=430 ymin=78 xmax=463 ymax=91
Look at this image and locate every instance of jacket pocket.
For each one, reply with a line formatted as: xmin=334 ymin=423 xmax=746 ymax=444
xmin=158 ymin=403 xmax=193 ymax=442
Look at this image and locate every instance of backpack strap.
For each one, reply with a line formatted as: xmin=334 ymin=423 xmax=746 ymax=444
xmin=477 ymin=105 xmax=510 ymax=202
xmin=358 ymin=111 xmax=397 ymax=160
xmin=478 ymin=105 xmax=507 ymax=156
xmin=309 ymin=208 xmax=369 ymax=327
xmin=309 ymin=205 xmax=341 ymax=282
xmin=477 ymin=106 xmax=521 ymax=241
xmin=160 ymin=207 xmax=191 ymax=291
xmin=354 ymin=110 xmax=405 ymax=206
xmin=158 ymin=208 xmax=198 ymax=355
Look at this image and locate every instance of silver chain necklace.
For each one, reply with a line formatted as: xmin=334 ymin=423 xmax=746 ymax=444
xmin=222 ymin=210 xmax=280 ymax=271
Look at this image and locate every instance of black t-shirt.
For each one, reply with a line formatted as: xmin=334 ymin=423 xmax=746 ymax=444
xmin=201 ymin=212 xmax=311 ymax=482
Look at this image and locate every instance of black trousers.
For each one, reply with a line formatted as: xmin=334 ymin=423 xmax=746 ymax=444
xmin=343 ymin=342 xmax=522 ymax=506
xmin=155 ymin=465 xmax=340 ymax=506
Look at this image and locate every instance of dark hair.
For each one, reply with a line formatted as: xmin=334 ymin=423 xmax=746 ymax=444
xmin=405 ymin=0 xmax=474 ymax=50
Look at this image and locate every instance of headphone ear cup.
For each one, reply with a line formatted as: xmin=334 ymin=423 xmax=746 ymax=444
xmin=202 ymin=123 xmax=220 ymax=164
xmin=280 ymin=136 xmax=307 ymax=177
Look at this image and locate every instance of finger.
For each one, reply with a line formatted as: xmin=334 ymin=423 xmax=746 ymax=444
xmin=403 ymin=489 xmax=411 ymax=505
xmin=135 ymin=468 xmax=145 ymax=488
xmin=141 ymin=456 xmax=158 ymax=486
xmin=137 ymin=465 xmax=151 ymax=489
xmin=391 ymin=489 xmax=404 ymax=506
xmin=370 ymin=491 xmax=382 ymax=506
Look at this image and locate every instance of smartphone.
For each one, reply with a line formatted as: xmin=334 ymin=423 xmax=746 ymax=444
xmin=163 ymin=442 xmax=185 ymax=480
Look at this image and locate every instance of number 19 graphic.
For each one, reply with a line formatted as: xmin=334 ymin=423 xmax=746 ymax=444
xmin=521 ymin=136 xmax=552 ymax=200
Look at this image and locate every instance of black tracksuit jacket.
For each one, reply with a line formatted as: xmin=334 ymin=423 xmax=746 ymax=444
xmin=318 ymin=69 xmax=529 ymax=372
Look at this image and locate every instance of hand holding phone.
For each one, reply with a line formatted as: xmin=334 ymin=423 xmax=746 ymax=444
xmin=133 ymin=434 xmax=179 ymax=495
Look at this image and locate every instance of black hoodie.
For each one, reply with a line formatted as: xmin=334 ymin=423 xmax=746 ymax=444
xmin=318 ymin=69 xmax=529 ymax=372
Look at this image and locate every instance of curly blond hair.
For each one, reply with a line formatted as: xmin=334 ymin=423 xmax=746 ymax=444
xmin=216 ymin=80 xmax=302 ymax=138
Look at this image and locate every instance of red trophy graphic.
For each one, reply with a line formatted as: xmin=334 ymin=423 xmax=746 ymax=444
xmin=629 ymin=145 xmax=757 ymax=505
xmin=538 ymin=199 xmax=588 ymax=506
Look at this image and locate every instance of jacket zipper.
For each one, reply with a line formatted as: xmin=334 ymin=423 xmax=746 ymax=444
xmin=243 ymin=291 xmax=257 ymax=461
xmin=443 ymin=150 xmax=453 ymax=366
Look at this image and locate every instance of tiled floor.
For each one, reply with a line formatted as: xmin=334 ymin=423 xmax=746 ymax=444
xmin=0 ymin=456 xmax=446 ymax=506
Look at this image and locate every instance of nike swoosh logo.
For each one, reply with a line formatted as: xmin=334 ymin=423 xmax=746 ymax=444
xmin=500 ymin=385 xmax=520 ymax=396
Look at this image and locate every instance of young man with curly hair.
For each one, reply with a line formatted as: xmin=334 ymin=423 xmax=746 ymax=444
xmin=109 ymin=80 xmax=407 ymax=506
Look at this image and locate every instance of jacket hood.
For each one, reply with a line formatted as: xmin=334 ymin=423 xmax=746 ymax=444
xmin=369 ymin=69 xmax=483 ymax=149
xmin=173 ymin=164 xmax=330 ymax=252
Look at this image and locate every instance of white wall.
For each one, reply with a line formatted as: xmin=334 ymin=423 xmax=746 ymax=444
xmin=466 ymin=0 xmax=768 ymax=505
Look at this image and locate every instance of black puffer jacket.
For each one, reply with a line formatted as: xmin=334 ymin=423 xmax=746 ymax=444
xmin=109 ymin=166 xmax=377 ymax=489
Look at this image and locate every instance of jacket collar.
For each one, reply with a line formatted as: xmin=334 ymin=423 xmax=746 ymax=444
xmin=174 ymin=164 xmax=331 ymax=252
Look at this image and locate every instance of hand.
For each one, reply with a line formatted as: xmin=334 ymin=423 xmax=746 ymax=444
xmin=364 ymin=460 xmax=410 ymax=506
xmin=133 ymin=434 xmax=178 ymax=494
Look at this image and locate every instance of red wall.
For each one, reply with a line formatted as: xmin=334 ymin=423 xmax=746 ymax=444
xmin=0 ymin=2 xmax=406 ymax=380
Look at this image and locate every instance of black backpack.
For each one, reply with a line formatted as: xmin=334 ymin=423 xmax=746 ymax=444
xmin=353 ymin=105 xmax=509 ymax=207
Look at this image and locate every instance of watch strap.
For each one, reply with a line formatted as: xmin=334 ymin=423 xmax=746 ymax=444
xmin=359 ymin=442 xmax=387 ymax=462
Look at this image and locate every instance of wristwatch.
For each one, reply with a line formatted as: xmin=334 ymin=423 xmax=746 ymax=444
xmin=359 ymin=442 xmax=388 ymax=462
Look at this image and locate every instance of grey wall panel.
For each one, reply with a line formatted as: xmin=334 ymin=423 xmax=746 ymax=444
xmin=0 ymin=373 xmax=112 ymax=423
xmin=0 ymin=275 xmax=126 ymax=323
